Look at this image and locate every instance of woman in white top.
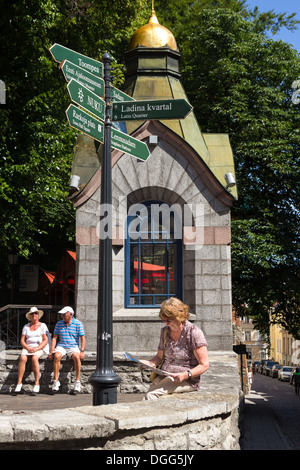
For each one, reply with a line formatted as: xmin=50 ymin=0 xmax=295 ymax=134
xmin=14 ymin=307 xmax=49 ymax=395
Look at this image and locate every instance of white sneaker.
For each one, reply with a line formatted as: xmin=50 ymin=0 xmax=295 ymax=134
xmin=52 ymin=380 xmax=60 ymax=392
xmin=15 ymin=384 xmax=22 ymax=393
xmin=74 ymin=381 xmax=81 ymax=393
xmin=32 ymin=385 xmax=40 ymax=393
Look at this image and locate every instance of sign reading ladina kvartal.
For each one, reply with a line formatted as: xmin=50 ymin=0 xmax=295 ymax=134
xmin=112 ymin=99 xmax=192 ymax=121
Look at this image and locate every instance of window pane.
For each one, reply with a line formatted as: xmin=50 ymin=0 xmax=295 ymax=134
xmin=130 ymin=244 xmax=139 ymax=295
xmin=141 ymin=244 xmax=166 ymax=296
xmin=168 ymin=244 xmax=177 ymax=295
xmin=140 ymin=296 xmax=154 ymax=305
xmin=127 ymin=202 xmax=181 ymax=307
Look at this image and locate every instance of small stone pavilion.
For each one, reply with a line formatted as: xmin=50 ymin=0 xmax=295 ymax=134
xmin=69 ymin=9 xmax=238 ymax=355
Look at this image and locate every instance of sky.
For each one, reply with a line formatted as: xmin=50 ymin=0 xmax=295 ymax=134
xmin=245 ymin=0 xmax=300 ymax=52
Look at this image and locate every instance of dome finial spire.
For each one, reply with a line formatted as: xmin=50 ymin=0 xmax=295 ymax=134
xmin=128 ymin=0 xmax=177 ymax=51
xmin=149 ymin=0 xmax=159 ymax=24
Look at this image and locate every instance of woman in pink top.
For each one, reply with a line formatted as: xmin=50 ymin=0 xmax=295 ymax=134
xmin=143 ymin=298 xmax=209 ymax=400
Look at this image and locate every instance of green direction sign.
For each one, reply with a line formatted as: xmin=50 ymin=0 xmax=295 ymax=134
xmin=111 ymin=128 xmax=150 ymax=161
xmin=112 ymin=99 xmax=193 ymax=121
xmin=50 ymin=43 xmax=103 ymax=77
xmin=67 ymin=79 xmax=105 ymax=121
xmin=66 ymin=104 xmax=104 ymax=143
xmin=61 ymin=60 xmax=104 ymax=98
xmin=60 ymin=60 xmax=134 ymax=104
xmin=111 ymin=87 xmax=135 ymax=103
xmin=65 ymin=103 xmax=150 ymax=160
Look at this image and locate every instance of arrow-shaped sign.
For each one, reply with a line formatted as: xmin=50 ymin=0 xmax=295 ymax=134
xmin=50 ymin=43 xmax=103 ymax=77
xmin=60 ymin=60 xmax=135 ymax=105
xmin=112 ymin=99 xmax=193 ymax=121
xmin=67 ymin=79 xmax=105 ymax=121
xmin=66 ymin=104 xmax=150 ymax=160
xmin=111 ymin=87 xmax=135 ymax=103
xmin=61 ymin=60 xmax=105 ymax=98
xmin=66 ymin=104 xmax=104 ymax=143
xmin=50 ymin=44 xmax=136 ymax=105
xmin=111 ymin=127 xmax=150 ymax=161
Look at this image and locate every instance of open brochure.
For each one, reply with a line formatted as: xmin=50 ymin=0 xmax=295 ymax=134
xmin=124 ymin=352 xmax=174 ymax=377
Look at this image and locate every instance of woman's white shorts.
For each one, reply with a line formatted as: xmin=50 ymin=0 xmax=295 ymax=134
xmin=21 ymin=348 xmax=45 ymax=358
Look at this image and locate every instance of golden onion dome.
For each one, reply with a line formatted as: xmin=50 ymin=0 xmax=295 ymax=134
xmin=128 ymin=9 xmax=177 ymax=51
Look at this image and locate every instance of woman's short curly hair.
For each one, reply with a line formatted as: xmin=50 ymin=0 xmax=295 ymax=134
xmin=159 ymin=298 xmax=190 ymax=323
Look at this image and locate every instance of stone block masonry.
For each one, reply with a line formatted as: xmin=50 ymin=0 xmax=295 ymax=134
xmin=0 ymin=392 xmax=240 ymax=451
xmin=0 ymin=350 xmax=242 ymax=450
xmin=74 ymin=121 xmax=235 ymax=353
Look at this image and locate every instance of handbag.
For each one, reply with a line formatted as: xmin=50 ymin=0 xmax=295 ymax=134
xmin=150 ymin=328 xmax=168 ymax=382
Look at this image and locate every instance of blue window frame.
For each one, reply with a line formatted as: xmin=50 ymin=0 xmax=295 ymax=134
xmin=125 ymin=201 xmax=182 ymax=307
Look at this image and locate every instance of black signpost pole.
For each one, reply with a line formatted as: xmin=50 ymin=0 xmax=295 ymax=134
xmin=233 ymin=343 xmax=247 ymax=392
xmin=89 ymin=52 xmax=121 ymax=405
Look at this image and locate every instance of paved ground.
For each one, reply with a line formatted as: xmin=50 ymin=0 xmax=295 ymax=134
xmin=0 ymin=391 xmax=142 ymax=412
xmin=240 ymin=372 xmax=300 ymax=450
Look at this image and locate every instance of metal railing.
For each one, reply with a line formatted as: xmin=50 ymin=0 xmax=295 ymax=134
xmin=0 ymin=305 xmax=62 ymax=349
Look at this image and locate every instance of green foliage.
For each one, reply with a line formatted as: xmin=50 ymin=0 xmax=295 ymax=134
xmin=0 ymin=0 xmax=299 ymax=336
xmin=0 ymin=0 xmax=148 ymax=273
xmin=172 ymin=3 xmax=300 ymax=338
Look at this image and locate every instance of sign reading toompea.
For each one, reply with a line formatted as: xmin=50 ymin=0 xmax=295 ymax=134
xmin=50 ymin=43 xmax=103 ymax=77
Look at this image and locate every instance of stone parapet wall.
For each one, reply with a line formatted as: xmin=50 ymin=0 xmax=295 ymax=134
xmin=0 ymin=351 xmax=242 ymax=450
xmin=0 ymin=391 xmax=241 ymax=450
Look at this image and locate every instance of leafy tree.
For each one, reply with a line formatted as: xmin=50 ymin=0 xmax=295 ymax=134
xmin=0 ymin=0 xmax=299 ymax=339
xmin=0 ymin=0 xmax=148 ymax=279
xmin=169 ymin=2 xmax=300 ymax=338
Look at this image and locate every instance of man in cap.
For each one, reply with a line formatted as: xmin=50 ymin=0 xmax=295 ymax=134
xmin=49 ymin=306 xmax=85 ymax=394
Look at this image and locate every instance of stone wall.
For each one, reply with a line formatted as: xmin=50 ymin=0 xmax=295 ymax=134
xmin=0 ymin=351 xmax=241 ymax=450
xmin=0 ymin=392 xmax=241 ymax=451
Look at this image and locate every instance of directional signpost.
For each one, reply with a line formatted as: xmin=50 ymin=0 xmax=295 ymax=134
xmin=112 ymin=98 xmax=192 ymax=121
xmin=61 ymin=60 xmax=105 ymax=98
xmin=65 ymin=104 xmax=104 ymax=143
xmin=67 ymin=79 xmax=105 ymax=122
xmin=50 ymin=44 xmax=192 ymax=406
xmin=50 ymin=44 xmax=152 ymax=406
xmin=50 ymin=43 xmax=103 ymax=77
xmin=111 ymin=127 xmax=150 ymax=161
xmin=89 ymin=52 xmax=121 ymax=406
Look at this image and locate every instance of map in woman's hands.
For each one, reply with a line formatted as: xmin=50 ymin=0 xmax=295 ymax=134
xmin=124 ymin=352 xmax=173 ymax=376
